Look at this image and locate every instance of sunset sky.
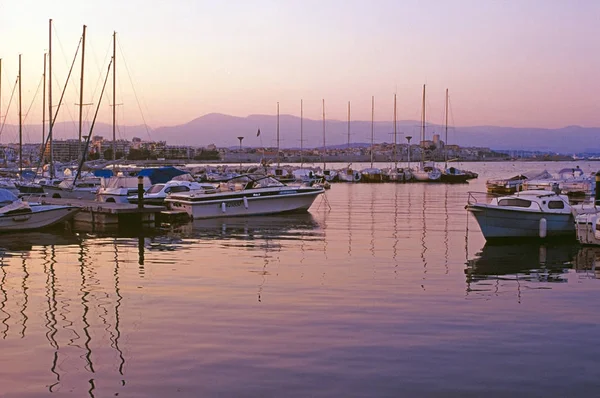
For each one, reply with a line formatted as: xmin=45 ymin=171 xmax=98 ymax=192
xmin=1 ymin=0 xmax=599 ymax=140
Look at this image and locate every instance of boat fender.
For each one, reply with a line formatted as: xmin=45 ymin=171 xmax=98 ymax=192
xmin=243 ymin=196 xmax=249 ymax=209
xmin=594 ymin=217 xmax=600 ymax=241
xmin=221 ymin=202 xmax=226 ymax=213
xmin=539 ymin=218 xmax=547 ymax=238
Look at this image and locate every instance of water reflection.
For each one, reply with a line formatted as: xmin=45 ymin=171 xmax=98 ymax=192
xmin=573 ymin=246 xmax=600 ymax=279
xmin=466 ymin=242 xmax=581 ymax=299
xmin=167 ymin=213 xmax=322 ymax=244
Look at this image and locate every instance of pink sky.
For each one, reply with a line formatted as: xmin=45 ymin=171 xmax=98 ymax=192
xmin=1 ymin=0 xmax=599 ymax=137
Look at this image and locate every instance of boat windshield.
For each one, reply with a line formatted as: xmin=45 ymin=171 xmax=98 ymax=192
xmin=147 ymin=184 xmax=165 ymax=194
xmin=498 ymin=198 xmax=531 ymax=208
xmin=227 ymin=175 xmax=285 ymax=189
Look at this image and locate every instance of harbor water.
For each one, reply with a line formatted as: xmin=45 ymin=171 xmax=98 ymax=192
xmin=1 ymin=161 xmax=599 ymax=397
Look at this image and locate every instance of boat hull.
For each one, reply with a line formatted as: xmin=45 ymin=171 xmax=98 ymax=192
xmin=467 ymin=204 xmax=575 ymax=240
xmin=338 ymin=170 xmax=361 ymax=183
xmin=167 ymin=190 xmax=323 ymax=219
xmin=0 ymin=205 xmax=79 ymax=232
xmin=44 ymin=186 xmax=97 ymax=201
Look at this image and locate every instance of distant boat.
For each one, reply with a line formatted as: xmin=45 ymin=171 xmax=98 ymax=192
xmin=440 ymin=89 xmax=471 ymax=183
xmin=412 ymin=85 xmax=441 ymax=182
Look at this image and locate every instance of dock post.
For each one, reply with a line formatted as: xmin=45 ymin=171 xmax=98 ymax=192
xmin=138 ymin=176 xmax=144 ymax=209
xmin=595 ymin=172 xmax=600 ymax=206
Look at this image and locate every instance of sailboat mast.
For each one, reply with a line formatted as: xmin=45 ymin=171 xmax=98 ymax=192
xmin=276 ymin=101 xmax=280 ymax=167
xmin=322 ymin=98 xmax=326 ymax=171
xmin=112 ymin=31 xmax=116 ymax=161
xmin=300 ymin=99 xmax=303 ymax=167
xmin=18 ymin=54 xmax=22 ymax=179
xmin=347 ymin=101 xmax=350 ymax=149
xmin=371 ymin=95 xmax=374 ymax=168
xmin=393 ymin=93 xmax=397 ymax=169
xmin=444 ymin=88 xmax=448 ymax=167
xmin=42 ymin=53 xmax=46 ymax=148
xmin=48 ymin=19 xmax=54 ymax=178
xmin=78 ymin=25 xmax=86 ymax=143
xmin=0 ymin=59 xmax=2 ymax=126
xmin=421 ymin=84 xmax=425 ymax=166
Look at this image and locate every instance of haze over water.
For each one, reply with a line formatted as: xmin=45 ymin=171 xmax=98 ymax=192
xmin=1 ymin=161 xmax=600 ymax=397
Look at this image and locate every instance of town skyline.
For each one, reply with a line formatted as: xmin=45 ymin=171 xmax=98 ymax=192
xmin=1 ymin=1 xmax=600 ymax=131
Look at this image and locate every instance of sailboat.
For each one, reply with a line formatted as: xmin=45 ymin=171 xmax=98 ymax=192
xmin=361 ymin=96 xmax=386 ymax=183
xmin=412 ymin=84 xmax=442 ymax=182
xmin=42 ymin=24 xmax=102 ymax=200
xmin=440 ymin=88 xmax=472 ymax=183
xmin=315 ymin=99 xmax=336 ymax=184
xmin=386 ymin=93 xmax=413 ymax=182
xmin=337 ymin=101 xmax=362 ymax=183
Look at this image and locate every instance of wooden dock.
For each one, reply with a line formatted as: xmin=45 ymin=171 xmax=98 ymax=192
xmin=28 ymin=197 xmax=166 ymax=229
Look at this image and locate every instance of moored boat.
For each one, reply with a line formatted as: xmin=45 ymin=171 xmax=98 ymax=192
xmin=466 ymin=190 xmax=575 ymax=241
xmin=165 ymin=174 xmax=324 ymax=219
xmin=0 ymin=189 xmax=79 ymax=232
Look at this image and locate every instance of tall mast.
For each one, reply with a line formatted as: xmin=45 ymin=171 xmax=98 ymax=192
xmin=48 ymin=19 xmax=54 ymax=178
xmin=421 ymin=84 xmax=425 ymax=166
xmin=322 ymin=98 xmax=326 ymax=171
xmin=18 ymin=54 xmax=22 ymax=179
xmin=112 ymin=31 xmax=116 ymax=161
xmin=393 ymin=93 xmax=397 ymax=169
xmin=78 ymin=25 xmax=86 ymax=143
xmin=444 ymin=88 xmax=449 ymax=168
xmin=347 ymin=101 xmax=350 ymax=149
xmin=276 ymin=101 xmax=280 ymax=167
xmin=42 ymin=53 xmax=46 ymax=148
xmin=300 ymin=99 xmax=303 ymax=167
xmin=370 ymin=95 xmax=374 ymax=168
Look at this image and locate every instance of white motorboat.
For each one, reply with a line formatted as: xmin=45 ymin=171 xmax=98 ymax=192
xmin=43 ymin=177 xmax=101 ymax=200
xmin=97 ymin=176 xmax=152 ymax=203
xmin=165 ymin=174 xmax=325 ymax=220
xmin=128 ymin=180 xmax=217 ymax=206
xmin=0 ymin=189 xmax=79 ymax=232
xmin=466 ymin=190 xmax=576 ymax=240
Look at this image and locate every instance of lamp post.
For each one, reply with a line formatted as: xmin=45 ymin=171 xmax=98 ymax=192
xmin=237 ymin=136 xmax=244 ymax=170
xmin=406 ymin=136 xmax=412 ymax=167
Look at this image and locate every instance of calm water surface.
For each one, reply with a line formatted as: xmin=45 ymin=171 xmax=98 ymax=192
xmin=1 ymin=161 xmax=600 ymax=397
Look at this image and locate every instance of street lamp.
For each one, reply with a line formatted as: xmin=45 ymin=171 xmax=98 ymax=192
xmin=406 ymin=136 xmax=412 ymax=167
xmin=237 ymin=136 xmax=244 ymax=170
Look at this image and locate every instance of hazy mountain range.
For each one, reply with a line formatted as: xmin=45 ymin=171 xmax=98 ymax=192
xmin=3 ymin=113 xmax=599 ymax=153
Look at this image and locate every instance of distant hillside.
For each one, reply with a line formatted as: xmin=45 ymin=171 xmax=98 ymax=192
xmin=3 ymin=114 xmax=599 ymax=153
